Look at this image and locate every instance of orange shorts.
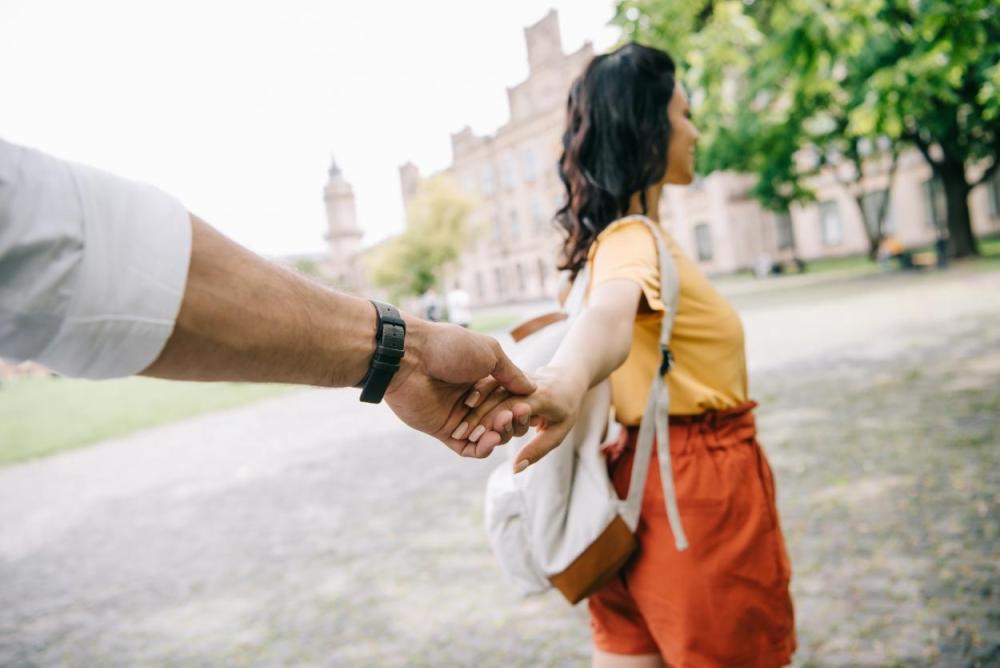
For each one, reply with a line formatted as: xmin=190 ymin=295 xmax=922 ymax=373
xmin=589 ymin=401 xmax=796 ymax=667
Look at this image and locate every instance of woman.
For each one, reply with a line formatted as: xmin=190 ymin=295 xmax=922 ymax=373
xmin=456 ymin=43 xmax=796 ymax=667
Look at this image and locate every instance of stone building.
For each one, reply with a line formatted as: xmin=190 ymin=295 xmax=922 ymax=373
xmin=666 ymin=152 xmax=1000 ymax=275
xmin=399 ymin=9 xmax=591 ymax=306
xmin=321 ymin=156 xmax=367 ymax=293
xmin=401 ymin=10 xmax=1000 ymax=307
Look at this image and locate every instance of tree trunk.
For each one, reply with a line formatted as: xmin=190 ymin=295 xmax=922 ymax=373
xmin=937 ymin=161 xmax=979 ymax=258
xmin=868 ymin=235 xmax=880 ymax=261
xmin=854 ymin=194 xmax=881 ymax=260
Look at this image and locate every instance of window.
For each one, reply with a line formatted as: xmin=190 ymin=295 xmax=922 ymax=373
xmin=537 ymin=258 xmax=548 ymax=289
xmin=493 ymin=267 xmax=506 ymax=298
xmin=531 ymin=195 xmax=547 ymax=232
xmin=775 ymin=213 xmax=795 ymax=249
xmin=480 ymin=166 xmax=495 ymax=195
xmin=490 ymin=216 xmax=502 ymax=243
xmin=819 ymin=200 xmax=843 ymax=246
xmin=694 ymin=223 xmax=713 ymax=261
xmin=501 ymin=153 xmax=515 ymax=190
xmin=923 ymin=177 xmax=947 ymax=229
xmin=515 ymin=263 xmax=526 ymax=291
xmin=860 ymin=189 xmax=894 ymax=235
xmin=522 ymin=148 xmax=537 ymax=182
xmin=508 ymin=210 xmax=520 ymax=242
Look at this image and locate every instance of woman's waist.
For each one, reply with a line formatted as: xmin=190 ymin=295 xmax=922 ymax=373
xmin=619 ymin=400 xmax=757 ymax=430
xmin=604 ymin=400 xmax=759 ymax=461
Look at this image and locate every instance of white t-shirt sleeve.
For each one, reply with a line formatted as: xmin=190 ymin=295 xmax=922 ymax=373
xmin=0 ymin=138 xmax=191 ymax=378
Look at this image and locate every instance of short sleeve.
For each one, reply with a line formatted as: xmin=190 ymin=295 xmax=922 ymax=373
xmin=0 ymin=139 xmax=191 ymax=379
xmin=588 ymin=219 xmax=664 ymax=312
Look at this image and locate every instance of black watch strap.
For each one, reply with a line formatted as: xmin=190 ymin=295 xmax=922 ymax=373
xmin=355 ymin=301 xmax=406 ymax=404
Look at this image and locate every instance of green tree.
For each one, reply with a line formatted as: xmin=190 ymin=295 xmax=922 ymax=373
xmin=614 ymin=0 xmax=1000 ymax=258
xmin=766 ymin=0 xmax=907 ymax=257
xmin=366 ymin=175 xmax=479 ymax=301
xmin=292 ymin=258 xmax=320 ymax=277
xmin=857 ymin=0 xmax=1000 ymax=257
xmin=614 ymin=0 xmax=815 ymax=231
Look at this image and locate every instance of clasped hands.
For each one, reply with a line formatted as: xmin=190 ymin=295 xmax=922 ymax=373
xmin=452 ymin=366 xmax=585 ymax=472
xmin=380 ymin=320 xmax=583 ymax=471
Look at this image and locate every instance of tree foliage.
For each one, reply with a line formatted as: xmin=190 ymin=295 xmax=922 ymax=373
xmin=292 ymin=258 xmax=320 ymax=277
xmin=613 ymin=0 xmax=1000 ymax=257
xmin=366 ymin=175 xmax=478 ymax=301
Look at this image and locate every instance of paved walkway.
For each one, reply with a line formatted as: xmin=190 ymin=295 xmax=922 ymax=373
xmin=1 ymin=267 xmax=998 ymax=666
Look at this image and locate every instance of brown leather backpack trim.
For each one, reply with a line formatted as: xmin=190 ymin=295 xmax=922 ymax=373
xmin=548 ymin=515 xmax=637 ymax=605
xmin=510 ymin=312 xmax=568 ymax=343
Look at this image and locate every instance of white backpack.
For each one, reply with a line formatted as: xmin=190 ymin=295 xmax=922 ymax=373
xmin=484 ymin=215 xmax=689 ymax=605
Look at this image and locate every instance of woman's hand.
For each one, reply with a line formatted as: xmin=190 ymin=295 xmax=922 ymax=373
xmin=454 ymin=366 xmax=589 ymax=472
xmin=450 ymin=278 xmax=643 ymax=466
xmin=383 ymin=321 xmax=536 ymax=459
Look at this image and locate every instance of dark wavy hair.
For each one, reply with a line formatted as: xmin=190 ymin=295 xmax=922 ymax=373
xmin=556 ymin=42 xmax=677 ymax=275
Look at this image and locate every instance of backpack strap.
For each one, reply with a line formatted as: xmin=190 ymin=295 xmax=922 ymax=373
xmin=619 ymin=215 xmax=689 ymax=551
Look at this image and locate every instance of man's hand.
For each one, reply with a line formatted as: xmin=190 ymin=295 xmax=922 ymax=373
xmin=383 ymin=318 xmax=535 ymax=458
xmin=451 ymin=366 xmax=588 ymax=471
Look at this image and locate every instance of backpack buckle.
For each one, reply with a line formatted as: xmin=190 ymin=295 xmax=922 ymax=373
xmin=659 ymin=345 xmax=673 ymax=375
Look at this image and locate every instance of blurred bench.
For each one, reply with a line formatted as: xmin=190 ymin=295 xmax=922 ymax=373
xmin=896 ymin=250 xmax=936 ymax=270
xmin=911 ymin=251 xmax=936 ymax=269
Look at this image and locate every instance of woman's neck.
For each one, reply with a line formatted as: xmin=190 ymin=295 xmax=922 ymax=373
xmin=627 ymin=184 xmax=663 ymax=222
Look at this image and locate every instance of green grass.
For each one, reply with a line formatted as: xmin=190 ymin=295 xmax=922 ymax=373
xmin=469 ymin=312 xmax=521 ymax=333
xmin=979 ymin=235 xmax=1000 ymax=257
xmin=0 ymin=377 xmax=293 ymax=466
xmin=735 ymin=235 xmax=999 ymax=278
xmin=713 ymin=255 xmax=875 ymax=288
xmin=802 ymin=253 xmax=874 ymax=274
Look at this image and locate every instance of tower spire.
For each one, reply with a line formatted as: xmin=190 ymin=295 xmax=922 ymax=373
xmin=328 ymin=154 xmax=342 ymax=179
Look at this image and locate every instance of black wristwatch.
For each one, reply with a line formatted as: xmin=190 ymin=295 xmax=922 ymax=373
xmin=355 ymin=300 xmax=406 ymax=404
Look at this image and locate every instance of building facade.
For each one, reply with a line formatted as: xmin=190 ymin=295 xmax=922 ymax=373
xmin=399 ymin=10 xmax=591 ymax=306
xmin=662 ymin=151 xmax=1000 ymax=275
xmin=401 ymin=10 xmax=1000 ymax=307
xmin=320 ymin=157 xmax=368 ymax=293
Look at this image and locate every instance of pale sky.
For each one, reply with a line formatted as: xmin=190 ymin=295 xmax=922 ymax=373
xmin=1 ymin=0 xmax=619 ymax=257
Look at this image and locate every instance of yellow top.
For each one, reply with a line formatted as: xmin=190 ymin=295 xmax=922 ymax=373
xmin=587 ymin=217 xmax=748 ymax=422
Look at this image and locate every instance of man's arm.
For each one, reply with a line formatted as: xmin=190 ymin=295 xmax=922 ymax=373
xmin=143 ymin=215 xmax=535 ymax=456
xmin=0 ymin=139 xmax=532 ymax=457
xmin=142 ymin=216 xmax=379 ymax=387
